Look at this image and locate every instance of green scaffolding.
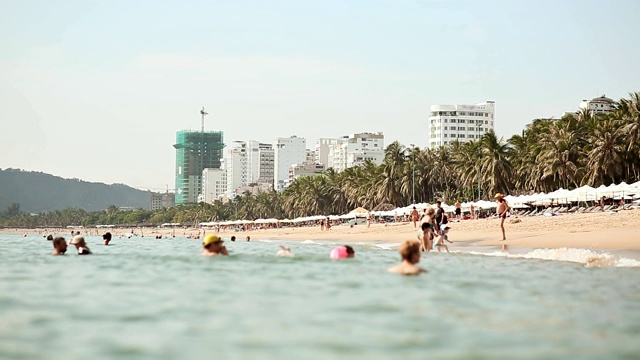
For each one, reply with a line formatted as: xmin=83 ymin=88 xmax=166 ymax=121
xmin=174 ymin=130 xmax=225 ymax=204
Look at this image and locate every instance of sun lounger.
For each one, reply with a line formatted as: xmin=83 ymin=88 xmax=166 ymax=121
xmin=566 ymin=206 xmax=578 ymax=213
xmin=576 ymin=207 xmax=586 ymax=213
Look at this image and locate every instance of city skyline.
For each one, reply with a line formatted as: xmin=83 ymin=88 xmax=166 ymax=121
xmin=1 ymin=0 xmax=639 ymax=190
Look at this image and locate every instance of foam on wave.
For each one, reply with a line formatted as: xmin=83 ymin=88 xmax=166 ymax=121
xmin=456 ymin=248 xmax=640 ymax=268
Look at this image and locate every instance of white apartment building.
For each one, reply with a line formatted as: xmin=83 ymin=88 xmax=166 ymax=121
xmin=225 ymin=141 xmax=249 ymax=198
xmin=315 ymin=138 xmax=339 ymax=167
xmin=274 ymin=136 xmax=307 ymax=191
xmin=579 ymin=94 xmax=616 ymax=114
xmin=327 ymin=132 xmax=385 ymax=172
xmin=200 ymin=168 xmax=227 ymax=203
xmin=428 ymin=101 xmax=495 ymax=148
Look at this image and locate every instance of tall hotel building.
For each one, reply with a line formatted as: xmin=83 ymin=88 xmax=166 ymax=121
xmin=174 ymin=130 xmax=224 ymax=204
xmin=428 ymin=101 xmax=495 ymax=148
xmin=274 ymin=136 xmax=307 ymax=191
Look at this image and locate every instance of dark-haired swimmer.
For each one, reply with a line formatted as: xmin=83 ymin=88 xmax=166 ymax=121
xmin=52 ymin=237 xmax=67 ymax=255
xmin=102 ymin=232 xmax=112 ymax=245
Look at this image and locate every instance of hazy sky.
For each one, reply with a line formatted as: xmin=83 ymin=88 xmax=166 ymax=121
xmin=1 ymin=0 xmax=639 ymax=191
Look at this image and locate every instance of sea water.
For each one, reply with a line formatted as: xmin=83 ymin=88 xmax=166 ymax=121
xmin=1 ymin=234 xmax=639 ymax=360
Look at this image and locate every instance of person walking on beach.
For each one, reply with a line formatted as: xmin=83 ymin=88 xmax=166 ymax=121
xmin=388 ymin=241 xmax=426 ymax=275
xmin=495 ymin=193 xmax=509 ymax=241
xmin=436 ymin=201 xmax=448 ymax=229
xmin=470 ymin=204 xmax=475 ymax=220
xmin=410 ymin=207 xmax=419 ymax=228
xmin=454 ymin=201 xmax=461 ymax=220
xmin=366 ymin=212 xmax=372 ymax=228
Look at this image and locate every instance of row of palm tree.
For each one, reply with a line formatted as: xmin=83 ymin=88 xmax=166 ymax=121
xmin=2 ymin=92 xmax=638 ymax=228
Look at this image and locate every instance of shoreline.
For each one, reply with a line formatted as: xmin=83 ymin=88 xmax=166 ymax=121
xmin=3 ymin=209 xmax=640 ymax=251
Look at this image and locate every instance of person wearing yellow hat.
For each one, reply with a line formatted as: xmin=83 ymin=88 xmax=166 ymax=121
xmin=495 ymin=193 xmax=510 ymax=241
xmin=201 ymin=234 xmax=228 ymax=256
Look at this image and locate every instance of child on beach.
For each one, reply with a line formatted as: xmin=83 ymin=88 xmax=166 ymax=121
xmin=388 ymin=241 xmax=426 ymax=275
xmin=434 ymin=224 xmax=453 ymax=253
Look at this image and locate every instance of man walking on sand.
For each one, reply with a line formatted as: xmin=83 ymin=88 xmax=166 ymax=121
xmin=495 ymin=193 xmax=509 ymax=241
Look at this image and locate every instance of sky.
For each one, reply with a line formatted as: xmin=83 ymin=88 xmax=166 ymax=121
xmin=1 ymin=0 xmax=639 ymax=191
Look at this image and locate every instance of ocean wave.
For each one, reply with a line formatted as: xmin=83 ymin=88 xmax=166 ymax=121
xmin=455 ymin=248 xmax=640 ymax=268
xmin=301 ymin=240 xmax=316 ymax=244
xmin=372 ymin=243 xmax=399 ymax=250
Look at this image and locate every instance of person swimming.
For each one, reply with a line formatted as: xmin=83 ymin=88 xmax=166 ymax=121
xmin=102 ymin=232 xmax=112 ymax=246
xmin=329 ymin=245 xmax=355 ymax=259
xmin=201 ymin=234 xmax=228 ymax=256
xmin=52 ymin=237 xmax=67 ymax=255
xmin=231 ymin=236 xmax=236 ymax=242
xmin=69 ymin=235 xmax=92 ymax=255
xmin=388 ymin=241 xmax=426 ymax=275
xmin=276 ymin=245 xmax=294 ymax=257
xmin=46 ymin=235 xmax=54 ymax=241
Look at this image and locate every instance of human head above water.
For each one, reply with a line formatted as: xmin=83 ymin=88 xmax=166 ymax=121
xmin=203 ymin=234 xmax=224 ymax=249
xmin=70 ymin=235 xmax=86 ymax=247
xmin=52 ymin=237 xmax=67 ymax=254
xmin=230 ymin=236 xmax=236 ymax=242
xmin=399 ymin=241 xmax=421 ymax=264
xmin=102 ymin=232 xmax=112 ymax=245
xmin=330 ymin=245 xmax=355 ymax=259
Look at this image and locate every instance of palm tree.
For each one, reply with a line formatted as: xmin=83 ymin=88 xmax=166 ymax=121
xmin=479 ymin=131 xmax=512 ymax=197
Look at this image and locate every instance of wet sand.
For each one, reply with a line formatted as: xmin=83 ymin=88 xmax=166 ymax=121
xmin=3 ymin=208 xmax=640 ymax=250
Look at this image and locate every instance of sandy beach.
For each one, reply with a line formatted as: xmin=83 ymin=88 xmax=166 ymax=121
xmin=4 ymin=208 xmax=640 ymax=250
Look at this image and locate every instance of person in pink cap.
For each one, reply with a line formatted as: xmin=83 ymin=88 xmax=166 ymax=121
xmin=329 ymin=245 xmax=355 ymax=259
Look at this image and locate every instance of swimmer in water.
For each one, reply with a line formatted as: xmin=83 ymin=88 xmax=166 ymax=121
xmin=70 ymin=235 xmax=92 ymax=255
xmin=246 ymin=236 xmax=250 ymax=242
xmin=46 ymin=235 xmax=54 ymax=241
xmin=276 ymin=245 xmax=294 ymax=257
xmin=52 ymin=237 xmax=67 ymax=255
xmin=231 ymin=236 xmax=236 ymax=242
xmin=329 ymin=245 xmax=355 ymax=259
xmin=388 ymin=241 xmax=426 ymax=275
xmin=201 ymin=234 xmax=228 ymax=256
xmin=102 ymin=232 xmax=112 ymax=246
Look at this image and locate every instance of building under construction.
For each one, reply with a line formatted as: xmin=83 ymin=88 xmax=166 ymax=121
xmin=174 ymin=130 xmax=224 ymax=204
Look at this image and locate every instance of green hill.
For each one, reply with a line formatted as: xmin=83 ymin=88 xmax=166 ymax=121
xmin=0 ymin=168 xmax=151 ymax=213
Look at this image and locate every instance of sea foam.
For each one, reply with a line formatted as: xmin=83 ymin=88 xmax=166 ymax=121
xmin=456 ymin=248 xmax=640 ymax=268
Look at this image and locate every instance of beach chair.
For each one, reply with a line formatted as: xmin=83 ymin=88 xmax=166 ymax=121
xmin=527 ymin=209 xmax=539 ymax=216
xmin=521 ymin=210 xmax=532 ymax=216
xmin=584 ymin=206 xmax=595 ymax=213
xmin=566 ymin=206 xmax=578 ymax=213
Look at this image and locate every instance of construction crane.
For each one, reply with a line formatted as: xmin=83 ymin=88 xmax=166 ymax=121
xmin=200 ymin=107 xmax=208 ymax=132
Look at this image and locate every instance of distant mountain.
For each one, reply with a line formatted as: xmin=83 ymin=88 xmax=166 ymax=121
xmin=0 ymin=168 xmax=152 ymax=213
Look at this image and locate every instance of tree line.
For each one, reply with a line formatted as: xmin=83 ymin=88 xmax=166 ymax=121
xmin=1 ymin=92 xmax=638 ymax=228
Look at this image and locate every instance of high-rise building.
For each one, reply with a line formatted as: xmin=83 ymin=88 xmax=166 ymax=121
xmin=315 ymin=138 xmax=339 ymax=167
xmin=579 ymin=95 xmax=615 ymax=114
xmin=200 ymin=168 xmax=227 ymax=204
xmin=428 ymin=101 xmax=495 ymax=148
xmin=274 ymin=136 xmax=306 ymax=191
xmin=225 ymin=141 xmax=249 ymax=199
xmin=174 ymin=130 xmax=224 ymax=204
xmin=150 ymin=192 xmax=175 ymax=210
xmin=257 ymin=144 xmax=274 ymax=185
xmin=326 ymin=133 xmax=385 ymax=172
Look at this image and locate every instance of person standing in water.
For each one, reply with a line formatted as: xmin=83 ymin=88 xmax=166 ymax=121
xmin=201 ymin=234 xmax=228 ymax=256
xmin=70 ymin=236 xmax=92 ymax=255
xmin=388 ymin=241 xmax=426 ymax=275
xmin=495 ymin=193 xmax=510 ymax=241
xmin=102 ymin=232 xmax=112 ymax=246
xmin=52 ymin=237 xmax=67 ymax=255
